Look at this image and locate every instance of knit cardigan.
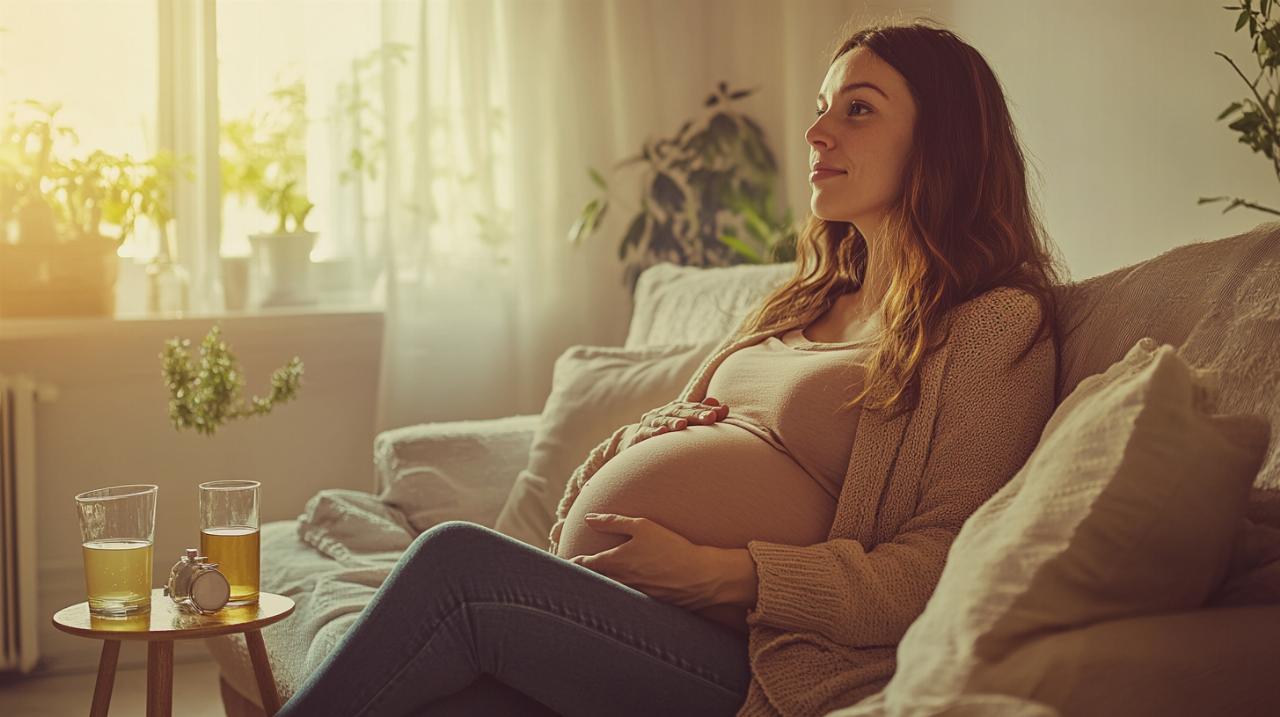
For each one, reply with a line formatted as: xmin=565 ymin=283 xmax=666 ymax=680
xmin=547 ymin=286 xmax=1057 ymax=717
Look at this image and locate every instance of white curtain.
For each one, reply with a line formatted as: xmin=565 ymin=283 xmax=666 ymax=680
xmin=372 ymin=0 xmax=880 ymax=431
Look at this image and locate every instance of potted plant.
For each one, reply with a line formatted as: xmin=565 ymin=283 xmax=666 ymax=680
xmin=221 ymin=77 xmax=318 ymax=308
xmin=0 ymin=100 xmax=153 ymax=318
xmin=1201 ymin=0 xmax=1280 ymax=216
xmin=571 ymin=81 xmax=797 ymax=294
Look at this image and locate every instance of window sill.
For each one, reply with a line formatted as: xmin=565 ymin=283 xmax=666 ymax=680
xmin=0 ymin=303 xmax=384 ymax=341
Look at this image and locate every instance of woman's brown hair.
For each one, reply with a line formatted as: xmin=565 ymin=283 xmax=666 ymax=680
xmin=738 ymin=18 xmax=1066 ymax=418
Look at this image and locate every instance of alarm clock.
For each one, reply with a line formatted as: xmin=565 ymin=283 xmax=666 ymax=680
xmin=163 ymin=548 xmax=231 ymax=615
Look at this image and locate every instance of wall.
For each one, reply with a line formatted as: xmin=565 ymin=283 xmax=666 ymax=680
xmin=0 ymin=310 xmax=382 ymax=673
xmin=946 ymin=0 xmax=1275 ymax=280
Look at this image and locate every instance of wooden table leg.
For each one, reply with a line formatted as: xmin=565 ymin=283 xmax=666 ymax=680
xmin=90 ymin=640 xmax=120 ymax=717
xmin=245 ymin=629 xmax=282 ymax=715
xmin=146 ymin=640 xmax=174 ymax=717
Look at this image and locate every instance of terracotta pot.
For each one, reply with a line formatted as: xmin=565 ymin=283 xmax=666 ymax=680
xmin=0 ymin=236 xmax=119 ymax=318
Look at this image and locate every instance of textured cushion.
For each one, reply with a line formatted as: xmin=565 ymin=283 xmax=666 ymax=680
xmin=1052 ymin=221 xmax=1280 ymax=495
xmin=625 ymin=261 xmax=792 ymax=348
xmin=493 ymin=341 xmax=720 ymax=548
xmin=871 ymin=338 xmax=1269 ymax=713
xmin=372 ymin=414 xmax=540 ymax=532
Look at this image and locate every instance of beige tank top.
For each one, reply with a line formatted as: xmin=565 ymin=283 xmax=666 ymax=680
xmin=704 ymin=324 xmax=877 ymax=499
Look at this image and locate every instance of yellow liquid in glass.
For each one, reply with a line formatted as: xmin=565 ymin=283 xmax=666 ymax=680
xmin=82 ymin=539 xmax=153 ymax=617
xmin=201 ymin=526 xmax=260 ymax=605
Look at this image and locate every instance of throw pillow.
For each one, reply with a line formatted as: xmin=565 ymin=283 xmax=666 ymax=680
xmin=493 ymin=341 xmax=720 ymax=549
xmin=865 ymin=337 xmax=1269 ymax=714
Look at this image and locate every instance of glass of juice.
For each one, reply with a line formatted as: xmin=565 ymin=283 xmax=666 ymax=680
xmin=198 ymin=479 xmax=260 ymax=607
xmin=74 ymin=484 xmax=158 ymax=618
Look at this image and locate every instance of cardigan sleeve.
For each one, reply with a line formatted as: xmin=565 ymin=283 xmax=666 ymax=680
xmin=743 ymin=288 xmax=1057 ymax=648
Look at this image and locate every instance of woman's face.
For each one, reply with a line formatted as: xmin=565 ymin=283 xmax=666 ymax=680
xmin=807 ymin=47 xmax=918 ymax=233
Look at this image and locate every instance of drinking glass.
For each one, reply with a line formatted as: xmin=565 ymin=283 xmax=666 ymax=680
xmin=198 ymin=480 xmax=260 ymax=606
xmin=74 ymin=484 xmax=158 ymax=618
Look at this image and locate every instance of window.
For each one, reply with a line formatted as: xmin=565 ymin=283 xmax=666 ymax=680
xmin=1 ymin=0 xmax=513 ymax=319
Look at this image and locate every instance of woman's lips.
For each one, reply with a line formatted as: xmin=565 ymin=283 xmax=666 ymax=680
xmin=809 ymin=169 xmax=846 ymax=182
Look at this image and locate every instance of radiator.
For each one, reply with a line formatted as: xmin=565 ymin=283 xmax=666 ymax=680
xmin=0 ymin=375 xmax=56 ymax=674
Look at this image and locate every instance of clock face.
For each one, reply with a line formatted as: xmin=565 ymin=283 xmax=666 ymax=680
xmin=191 ymin=569 xmax=231 ymax=613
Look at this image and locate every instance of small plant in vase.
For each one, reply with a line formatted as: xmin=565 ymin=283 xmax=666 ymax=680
xmin=222 ymin=76 xmax=318 ymax=308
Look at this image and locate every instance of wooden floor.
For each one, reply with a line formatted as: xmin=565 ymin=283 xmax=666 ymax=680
xmin=0 ymin=657 xmax=225 ymax=716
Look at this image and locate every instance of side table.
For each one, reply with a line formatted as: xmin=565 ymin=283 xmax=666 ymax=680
xmin=52 ymin=588 xmax=295 ymax=717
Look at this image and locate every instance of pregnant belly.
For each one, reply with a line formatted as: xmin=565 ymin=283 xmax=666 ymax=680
xmin=555 ymin=423 xmax=837 ymax=633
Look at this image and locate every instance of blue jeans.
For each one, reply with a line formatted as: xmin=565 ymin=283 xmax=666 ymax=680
xmin=276 ymin=520 xmax=752 ymax=717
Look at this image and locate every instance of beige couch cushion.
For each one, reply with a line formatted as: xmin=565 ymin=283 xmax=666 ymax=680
xmin=625 ymin=261 xmax=792 ymax=348
xmin=1053 ymin=221 xmax=1280 ymax=494
xmin=493 ymin=341 xmax=719 ymax=548
xmin=865 ymin=338 xmax=1269 ymax=713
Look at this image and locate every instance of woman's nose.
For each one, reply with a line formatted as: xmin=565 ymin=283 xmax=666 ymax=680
xmin=806 ymin=118 xmax=832 ymax=151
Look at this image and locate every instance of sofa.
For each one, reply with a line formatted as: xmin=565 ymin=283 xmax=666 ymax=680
xmin=207 ymin=221 xmax=1280 ymax=716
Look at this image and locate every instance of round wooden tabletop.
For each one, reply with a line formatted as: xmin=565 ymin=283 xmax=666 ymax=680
xmin=52 ymin=589 xmax=294 ymax=642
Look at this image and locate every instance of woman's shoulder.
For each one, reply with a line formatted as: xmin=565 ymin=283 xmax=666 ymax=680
xmin=944 ymin=285 xmax=1050 ymax=356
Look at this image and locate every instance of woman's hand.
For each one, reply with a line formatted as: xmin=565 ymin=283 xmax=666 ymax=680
xmin=633 ymin=397 xmax=730 ymax=443
xmin=567 ymin=514 xmax=723 ymax=611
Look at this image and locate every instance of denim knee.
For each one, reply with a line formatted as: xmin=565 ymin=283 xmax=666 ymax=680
xmin=404 ymin=520 xmax=508 ymax=572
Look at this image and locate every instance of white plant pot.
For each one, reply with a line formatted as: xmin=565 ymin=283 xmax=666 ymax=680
xmin=248 ymin=231 xmax=318 ymax=308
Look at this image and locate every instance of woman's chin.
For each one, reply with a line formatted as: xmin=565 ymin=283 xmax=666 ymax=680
xmin=809 ymin=201 xmax=851 ymax=223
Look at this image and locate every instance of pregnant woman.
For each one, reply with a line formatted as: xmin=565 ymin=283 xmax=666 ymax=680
xmin=279 ymin=19 xmax=1062 ymax=717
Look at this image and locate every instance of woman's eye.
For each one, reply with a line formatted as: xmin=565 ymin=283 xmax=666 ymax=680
xmin=814 ymin=102 xmax=871 ymax=117
xmin=846 ymin=101 xmax=870 ymax=116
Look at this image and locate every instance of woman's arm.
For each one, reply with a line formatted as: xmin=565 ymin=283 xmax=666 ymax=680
xmin=708 ymin=547 xmax=759 ymax=608
xmin=735 ymin=288 xmax=1056 ymax=647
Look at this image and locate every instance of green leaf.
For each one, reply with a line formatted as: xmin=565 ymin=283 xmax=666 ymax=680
xmin=1237 ymin=10 xmax=1250 ymax=30
xmin=619 ymin=214 xmax=646 ymax=259
xmin=739 ymin=201 xmax=772 ymax=245
xmin=590 ymin=200 xmax=609 ymax=232
xmin=588 ymin=167 xmax=607 ymax=190
xmin=708 ymin=113 xmax=738 ymax=146
xmin=568 ymin=198 xmax=601 ymax=244
xmin=650 ymin=172 xmax=685 ymax=214
xmin=1198 ymin=196 xmax=1228 ymax=204
xmin=718 ymin=232 xmax=761 ymax=263
xmin=1217 ymin=101 xmax=1244 ymax=119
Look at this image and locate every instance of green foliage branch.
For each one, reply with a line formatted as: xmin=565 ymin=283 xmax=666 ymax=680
xmin=1202 ymin=0 xmax=1280 ymax=216
xmin=160 ymin=324 xmax=304 ymax=436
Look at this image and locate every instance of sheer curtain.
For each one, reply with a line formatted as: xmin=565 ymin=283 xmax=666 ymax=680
xmin=373 ymin=0 xmax=882 ymax=431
